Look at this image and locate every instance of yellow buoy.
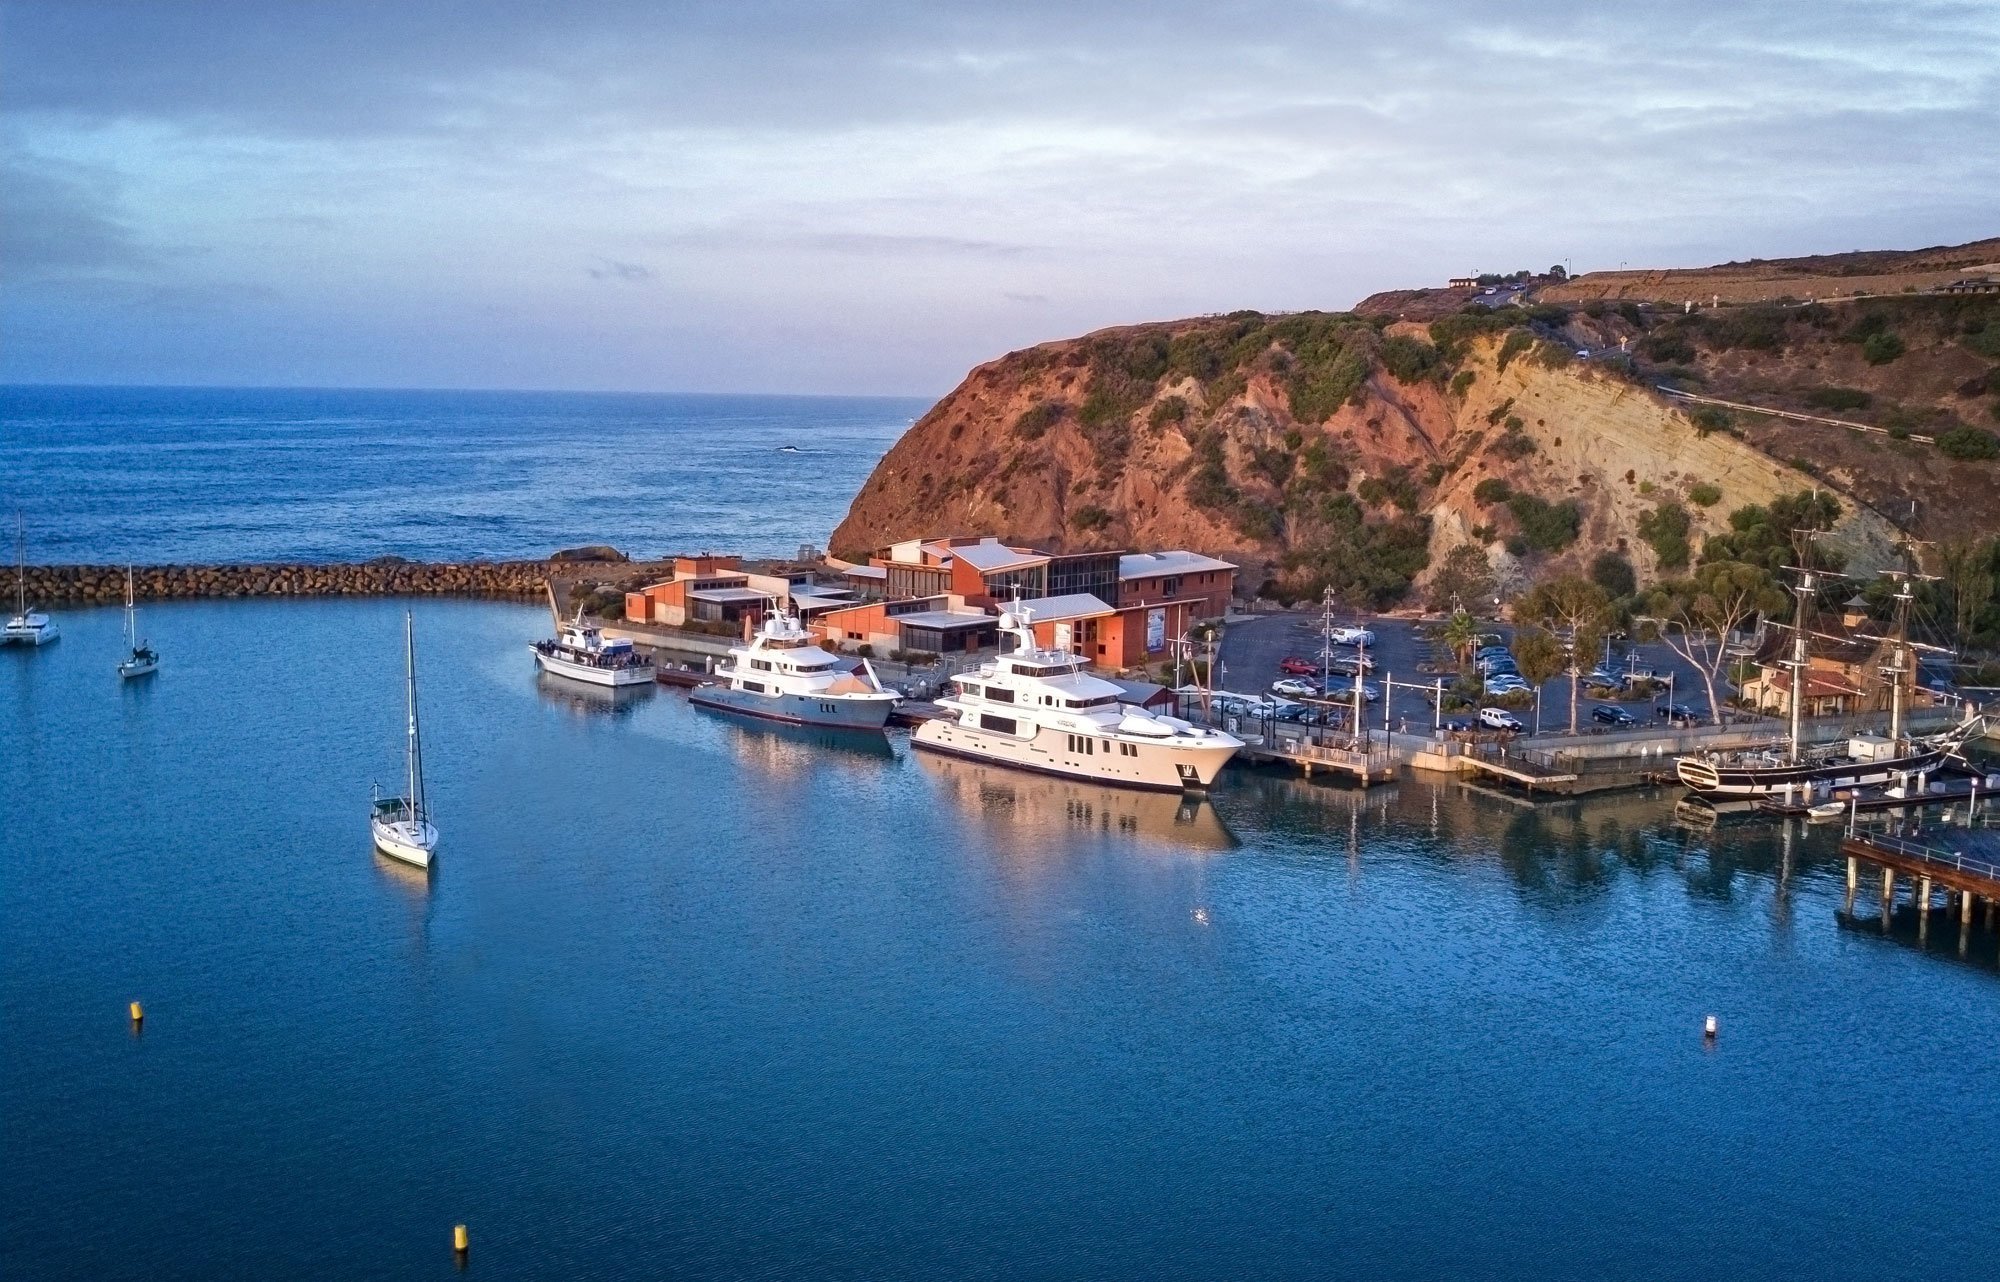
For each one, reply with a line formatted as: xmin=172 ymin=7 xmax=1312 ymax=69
xmin=453 ymin=1224 xmax=469 ymax=1254
xmin=129 ymin=1001 xmax=144 ymax=1024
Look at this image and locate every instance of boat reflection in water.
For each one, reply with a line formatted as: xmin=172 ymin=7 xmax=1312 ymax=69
xmin=535 ymin=671 xmax=656 ymax=719
xmin=917 ymin=751 xmax=1236 ymax=852
xmin=716 ymin=716 xmax=895 ymax=781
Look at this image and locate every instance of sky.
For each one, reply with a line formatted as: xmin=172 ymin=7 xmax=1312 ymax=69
xmin=3 ymin=1 xmax=1997 ymax=396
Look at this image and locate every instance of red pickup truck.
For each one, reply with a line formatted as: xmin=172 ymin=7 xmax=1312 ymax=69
xmin=1278 ymin=656 xmax=1318 ymax=675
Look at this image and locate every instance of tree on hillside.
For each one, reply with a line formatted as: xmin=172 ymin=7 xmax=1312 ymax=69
xmin=1512 ymin=627 xmax=1568 ymax=735
xmin=1938 ymin=536 xmax=1997 ymax=649
xmin=1516 ymin=576 xmax=1614 ymax=734
xmin=1428 ymin=542 xmax=1496 ymax=612
xmin=1641 ymin=560 xmax=1788 ymax=725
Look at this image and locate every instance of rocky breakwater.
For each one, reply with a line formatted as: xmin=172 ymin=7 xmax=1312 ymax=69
xmin=20 ymin=558 xmax=554 ymax=604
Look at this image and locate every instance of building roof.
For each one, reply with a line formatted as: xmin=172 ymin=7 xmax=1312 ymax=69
xmin=1014 ymin=593 xmax=1115 ymax=623
xmin=1119 ymin=551 xmax=1237 ymax=580
xmin=950 ymin=540 xmax=1050 ymax=574
xmin=842 ymin=564 xmax=888 ymax=580
xmin=1110 ymin=678 xmax=1174 ymax=705
xmin=893 ymin=610 xmax=997 ymax=631
xmin=688 ymin=587 xmax=773 ymax=604
xmin=1761 ymin=670 xmax=1864 ymax=698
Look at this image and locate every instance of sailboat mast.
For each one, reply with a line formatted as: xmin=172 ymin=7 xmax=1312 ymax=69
xmin=404 ymin=611 xmax=425 ymax=818
xmin=1886 ymin=571 xmax=1912 ymax=744
xmin=124 ymin=566 xmax=136 ymax=649
xmin=1785 ymin=567 xmax=1815 ymax=764
xmin=14 ymin=514 xmax=25 ymax=618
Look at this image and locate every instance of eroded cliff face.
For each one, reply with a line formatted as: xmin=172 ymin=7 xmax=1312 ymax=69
xmin=830 ymin=314 xmax=1901 ymax=600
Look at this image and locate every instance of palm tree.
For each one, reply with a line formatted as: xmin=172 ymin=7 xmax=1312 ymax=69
xmin=1440 ymin=609 xmax=1478 ymax=668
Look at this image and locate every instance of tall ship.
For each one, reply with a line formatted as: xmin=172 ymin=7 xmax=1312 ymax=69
xmin=3 ymin=514 xmax=58 ymax=647
xmin=531 ymin=609 xmax=657 ymax=687
xmin=688 ymin=609 xmax=899 ymax=729
xmin=912 ymin=604 xmax=1242 ymax=792
xmin=1674 ymin=561 xmax=1977 ymax=798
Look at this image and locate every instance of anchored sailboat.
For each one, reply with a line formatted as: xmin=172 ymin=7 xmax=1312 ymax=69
xmin=370 ymin=611 xmax=438 ymax=868
xmin=117 ymin=566 xmax=159 ymax=678
xmin=2 ymin=514 xmax=59 ymax=646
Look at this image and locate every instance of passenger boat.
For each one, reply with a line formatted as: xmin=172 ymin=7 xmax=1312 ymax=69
xmin=371 ymin=611 xmax=438 ymax=869
xmin=116 ymin=566 xmax=159 ymax=678
xmin=688 ymin=608 xmax=898 ymax=729
xmin=911 ymin=603 xmax=1242 ymax=791
xmin=531 ymin=609 xmax=656 ymax=687
xmin=2 ymin=514 xmax=58 ymax=647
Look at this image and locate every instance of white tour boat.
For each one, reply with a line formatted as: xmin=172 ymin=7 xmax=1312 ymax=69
xmin=531 ymin=609 xmax=656 ymax=687
xmin=688 ymin=608 xmax=899 ymax=729
xmin=371 ymin=611 xmax=438 ymax=869
xmin=3 ymin=514 xmax=58 ymax=647
xmin=116 ymin=566 xmax=159 ymax=678
xmin=912 ymin=604 xmax=1242 ymax=792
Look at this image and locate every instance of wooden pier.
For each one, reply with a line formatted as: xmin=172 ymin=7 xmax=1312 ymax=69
xmin=1840 ymin=827 xmax=2000 ymax=954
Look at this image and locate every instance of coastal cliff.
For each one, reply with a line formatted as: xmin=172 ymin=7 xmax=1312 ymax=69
xmin=830 ymin=309 xmax=1926 ymax=601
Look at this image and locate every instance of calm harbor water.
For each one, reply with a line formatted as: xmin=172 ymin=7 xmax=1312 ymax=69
xmin=4 ymin=598 xmax=1998 ymax=1281
xmin=0 ymin=385 xmax=923 ymax=563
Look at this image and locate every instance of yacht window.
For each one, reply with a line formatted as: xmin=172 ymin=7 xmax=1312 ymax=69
xmin=984 ymin=686 xmax=1015 ymax=704
xmin=979 ymin=714 xmax=1018 ymax=735
xmin=749 ymin=659 xmax=772 ymax=672
xmin=1065 ymin=695 xmax=1117 ymax=709
xmin=743 ymin=681 xmax=766 ymax=694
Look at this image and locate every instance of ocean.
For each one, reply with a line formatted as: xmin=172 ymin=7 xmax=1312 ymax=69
xmin=0 ymin=385 xmax=928 ymax=564
xmin=4 ymin=597 xmax=1996 ymax=1280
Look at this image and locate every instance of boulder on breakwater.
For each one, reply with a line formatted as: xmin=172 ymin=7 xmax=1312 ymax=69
xmin=18 ymin=561 xmax=555 ymax=603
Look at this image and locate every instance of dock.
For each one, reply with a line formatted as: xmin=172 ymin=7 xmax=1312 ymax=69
xmin=1840 ymin=823 xmax=2000 ymax=954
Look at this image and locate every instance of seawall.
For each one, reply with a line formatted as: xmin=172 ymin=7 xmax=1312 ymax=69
xmin=19 ymin=560 xmax=554 ymax=603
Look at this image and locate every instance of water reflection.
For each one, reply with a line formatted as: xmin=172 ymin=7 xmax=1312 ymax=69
xmin=916 ymin=752 xmax=1237 ymax=852
xmin=534 ymin=672 xmax=655 ymax=718
xmin=717 ymin=717 xmax=895 ymax=781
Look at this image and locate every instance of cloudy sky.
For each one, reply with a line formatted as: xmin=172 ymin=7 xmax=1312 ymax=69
xmin=4 ymin=1 xmax=1996 ymax=395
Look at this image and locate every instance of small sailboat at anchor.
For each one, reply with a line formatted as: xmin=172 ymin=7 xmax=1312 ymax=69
xmin=116 ymin=566 xmax=159 ymax=678
xmin=371 ymin=610 xmax=438 ymax=869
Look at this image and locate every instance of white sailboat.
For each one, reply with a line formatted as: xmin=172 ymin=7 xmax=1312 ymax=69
xmin=2 ymin=514 xmax=59 ymax=646
xmin=116 ymin=566 xmax=159 ymax=678
xmin=371 ymin=611 xmax=438 ymax=868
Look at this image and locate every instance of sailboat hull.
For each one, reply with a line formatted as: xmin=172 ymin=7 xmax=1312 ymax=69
xmin=371 ymin=816 xmax=437 ymax=868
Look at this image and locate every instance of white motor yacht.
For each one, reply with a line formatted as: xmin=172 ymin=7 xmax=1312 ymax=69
xmin=371 ymin=611 xmax=437 ymax=869
xmin=531 ymin=609 xmax=656 ymax=687
xmin=689 ymin=608 xmax=898 ymax=729
xmin=912 ymin=604 xmax=1242 ymax=791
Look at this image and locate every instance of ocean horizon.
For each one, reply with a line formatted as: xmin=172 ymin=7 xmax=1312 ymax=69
xmin=0 ymin=383 xmax=930 ymax=565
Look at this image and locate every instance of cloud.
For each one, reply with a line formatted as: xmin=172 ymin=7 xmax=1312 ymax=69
xmin=587 ymin=258 xmax=654 ymax=283
xmin=0 ymin=146 xmax=152 ymax=279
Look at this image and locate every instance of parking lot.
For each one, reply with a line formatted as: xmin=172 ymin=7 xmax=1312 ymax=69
xmin=1215 ymin=611 xmax=1720 ymax=740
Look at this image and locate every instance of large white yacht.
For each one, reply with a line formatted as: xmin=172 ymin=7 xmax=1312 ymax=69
xmin=531 ymin=609 xmax=656 ymax=687
xmin=913 ymin=605 xmax=1242 ymax=791
xmin=689 ymin=608 xmax=899 ymax=729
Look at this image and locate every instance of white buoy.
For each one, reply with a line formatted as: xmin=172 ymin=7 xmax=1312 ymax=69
xmin=1703 ymin=1014 xmax=1718 ymax=1040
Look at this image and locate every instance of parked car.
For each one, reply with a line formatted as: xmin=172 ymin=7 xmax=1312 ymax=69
xmin=1278 ymin=656 xmax=1318 ymax=676
xmin=1272 ymin=678 xmax=1320 ymax=698
xmin=1331 ymin=655 xmax=1377 ymax=674
xmin=1485 ymin=678 xmax=1529 ymax=696
xmin=1591 ymin=704 xmax=1637 ymax=726
xmin=1328 ymin=626 xmax=1376 ymax=647
xmin=1479 ymin=655 xmax=1518 ymax=674
xmin=1442 ymin=717 xmax=1474 ymax=733
xmin=1655 ymin=702 xmax=1699 ymax=724
xmin=1583 ymin=668 xmax=1620 ymax=687
xmin=1478 ymin=707 xmax=1524 ymax=731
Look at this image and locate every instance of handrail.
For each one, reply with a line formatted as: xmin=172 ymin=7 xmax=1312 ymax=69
xmin=1848 ymin=831 xmax=2000 ymax=883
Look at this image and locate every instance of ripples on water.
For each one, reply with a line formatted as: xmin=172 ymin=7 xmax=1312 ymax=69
xmin=2 ymin=599 xmax=1996 ymax=1281
xmin=0 ymin=385 xmax=924 ymax=563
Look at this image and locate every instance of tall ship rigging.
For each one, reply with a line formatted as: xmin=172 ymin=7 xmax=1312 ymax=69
xmin=912 ymin=602 xmax=1242 ymax=791
xmin=1674 ymin=557 xmax=1977 ymax=798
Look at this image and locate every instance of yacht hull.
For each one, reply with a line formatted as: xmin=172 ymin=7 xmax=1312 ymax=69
xmin=531 ymin=647 xmax=656 ymax=687
xmin=688 ymin=684 xmax=896 ymax=730
xmin=912 ymin=718 xmax=1238 ymax=792
xmin=370 ymin=816 xmax=437 ymax=869
xmin=2 ymin=623 xmax=58 ymax=646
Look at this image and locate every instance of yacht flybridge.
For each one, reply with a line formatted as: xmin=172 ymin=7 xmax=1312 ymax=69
xmin=1674 ymin=560 xmax=1977 ymax=798
xmin=531 ymin=609 xmax=656 ymax=687
xmin=689 ymin=608 xmax=899 ymax=729
xmin=912 ymin=604 xmax=1242 ymax=791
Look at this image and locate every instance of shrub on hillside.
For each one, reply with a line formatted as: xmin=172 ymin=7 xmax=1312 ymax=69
xmin=1803 ymin=386 xmax=1871 ymax=412
xmin=1638 ymin=500 xmax=1692 ymax=570
xmin=1071 ymin=505 xmax=1113 ymax=531
xmin=1505 ymin=494 xmax=1582 ymax=552
xmin=1862 ymin=332 xmax=1906 ymax=365
xmin=1473 ymin=477 xmax=1513 ymax=504
xmin=1379 ymin=335 xmax=1442 ymax=383
xmin=1148 ymin=396 xmax=1188 ymax=428
xmin=1687 ymin=482 xmax=1723 ymax=507
xmin=1449 ymin=370 xmax=1476 ymax=397
xmin=1936 ymin=425 xmax=2000 ymax=460
xmin=1496 ymin=330 xmax=1534 ymax=372
xmin=1689 ymin=406 xmax=1731 ymax=435
xmin=1590 ymin=551 xmax=1637 ymax=599
xmin=1014 ymin=401 xmax=1064 ymax=440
